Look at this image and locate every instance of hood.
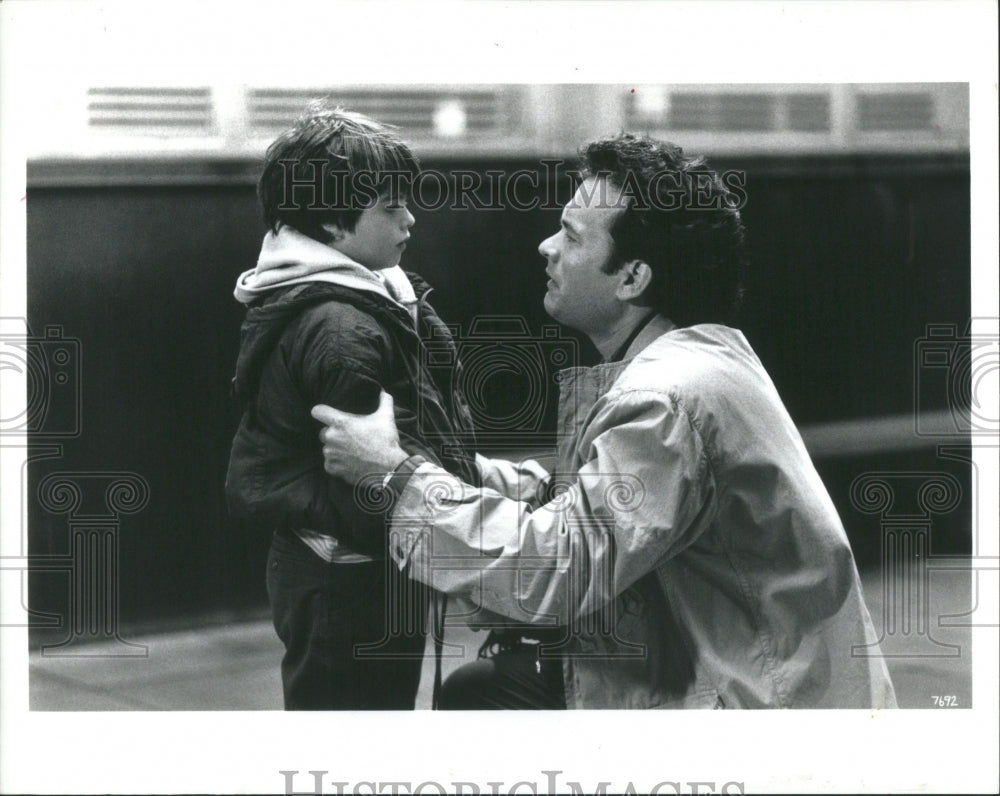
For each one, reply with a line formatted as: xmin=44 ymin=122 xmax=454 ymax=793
xmin=231 ymin=227 xmax=434 ymax=406
xmin=233 ymin=225 xmax=394 ymax=304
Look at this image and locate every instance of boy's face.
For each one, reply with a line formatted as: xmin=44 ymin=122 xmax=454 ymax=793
xmin=329 ymin=194 xmax=415 ymax=270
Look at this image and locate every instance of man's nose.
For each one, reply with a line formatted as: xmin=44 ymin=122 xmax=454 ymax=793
xmin=404 ymin=208 xmax=416 ymax=228
xmin=538 ymin=233 xmax=557 ymax=259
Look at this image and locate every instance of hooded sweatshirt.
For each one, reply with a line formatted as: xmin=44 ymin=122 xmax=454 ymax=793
xmin=234 ymin=226 xmax=419 ymax=318
xmin=225 ymin=226 xmax=479 ymax=559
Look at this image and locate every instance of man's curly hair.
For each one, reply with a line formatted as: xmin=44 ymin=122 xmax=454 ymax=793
xmin=581 ymin=133 xmax=747 ymax=327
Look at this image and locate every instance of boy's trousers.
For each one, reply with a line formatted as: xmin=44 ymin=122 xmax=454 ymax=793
xmin=266 ymin=530 xmax=429 ymax=710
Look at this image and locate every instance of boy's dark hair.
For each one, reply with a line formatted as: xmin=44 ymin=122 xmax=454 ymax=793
xmin=581 ymin=133 xmax=747 ymax=327
xmin=258 ymin=103 xmax=420 ymax=244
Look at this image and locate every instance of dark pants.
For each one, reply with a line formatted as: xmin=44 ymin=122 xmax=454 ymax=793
xmin=439 ymin=643 xmax=567 ymax=710
xmin=266 ymin=531 xmax=429 ymax=710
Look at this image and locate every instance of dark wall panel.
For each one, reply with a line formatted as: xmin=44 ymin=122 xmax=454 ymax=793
xmin=25 ymin=155 xmax=971 ymax=635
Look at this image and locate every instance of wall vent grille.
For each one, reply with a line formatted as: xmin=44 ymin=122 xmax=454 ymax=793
xmin=87 ymin=87 xmax=214 ymax=133
xmin=247 ymin=87 xmax=506 ymax=137
xmin=856 ymin=92 xmax=935 ymax=131
xmin=628 ymin=90 xmax=832 ymax=133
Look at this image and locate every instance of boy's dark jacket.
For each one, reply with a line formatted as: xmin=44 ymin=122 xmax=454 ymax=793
xmin=226 ymin=273 xmax=480 ymax=559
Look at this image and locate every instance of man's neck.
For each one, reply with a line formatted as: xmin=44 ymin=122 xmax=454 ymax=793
xmin=590 ymin=308 xmax=673 ymax=361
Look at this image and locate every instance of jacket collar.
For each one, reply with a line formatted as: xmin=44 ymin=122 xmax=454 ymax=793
xmin=620 ymin=314 xmax=676 ymax=362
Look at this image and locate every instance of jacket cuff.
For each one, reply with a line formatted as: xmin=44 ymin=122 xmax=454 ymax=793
xmin=382 ymin=454 xmax=428 ymax=504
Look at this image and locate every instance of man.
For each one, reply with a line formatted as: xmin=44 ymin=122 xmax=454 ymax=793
xmin=312 ymin=133 xmax=897 ymax=709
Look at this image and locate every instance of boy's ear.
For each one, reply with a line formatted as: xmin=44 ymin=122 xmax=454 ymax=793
xmin=615 ymin=259 xmax=653 ymax=301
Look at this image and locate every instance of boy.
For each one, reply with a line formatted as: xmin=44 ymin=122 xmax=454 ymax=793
xmin=226 ymin=105 xmax=479 ymax=709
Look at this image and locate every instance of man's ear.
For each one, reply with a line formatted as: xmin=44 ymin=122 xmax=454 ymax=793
xmin=616 ymin=259 xmax=653 ymax=301
xmin=321 ymin=222 xmax=346 ymax=243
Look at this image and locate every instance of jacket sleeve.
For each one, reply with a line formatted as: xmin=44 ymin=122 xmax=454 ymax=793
xmin=295 ymin=303 xmax=390 ymax=414
xmin=290 ymin=303 xmax=400 ymax=550
xmin=295 ymin=301 xmax=461 ymax=469
xmin=388 ymin=389 xmax=717 ymax=625
xmin=474 ymin=453 xmax=553 ymax=506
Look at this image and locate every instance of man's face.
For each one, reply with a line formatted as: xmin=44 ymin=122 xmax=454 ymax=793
xmin=331 ymin=194 xmax=415 ymax=270
xmin=538 ymin=176 xmax=626 ymax=335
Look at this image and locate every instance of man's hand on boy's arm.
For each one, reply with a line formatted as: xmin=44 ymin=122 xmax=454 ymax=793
xmin=312 ymin=390 xmax=409 ymax=485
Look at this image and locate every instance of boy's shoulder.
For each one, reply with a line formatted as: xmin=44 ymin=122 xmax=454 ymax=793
xmin=276 ymin=295 xmax=392 ymax=378
xmin=289 ymin=287 xmax=391 ymax=340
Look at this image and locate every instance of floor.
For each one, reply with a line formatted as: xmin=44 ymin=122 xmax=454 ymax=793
xmin=29 ymin=567 xmax=975 ymax=710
